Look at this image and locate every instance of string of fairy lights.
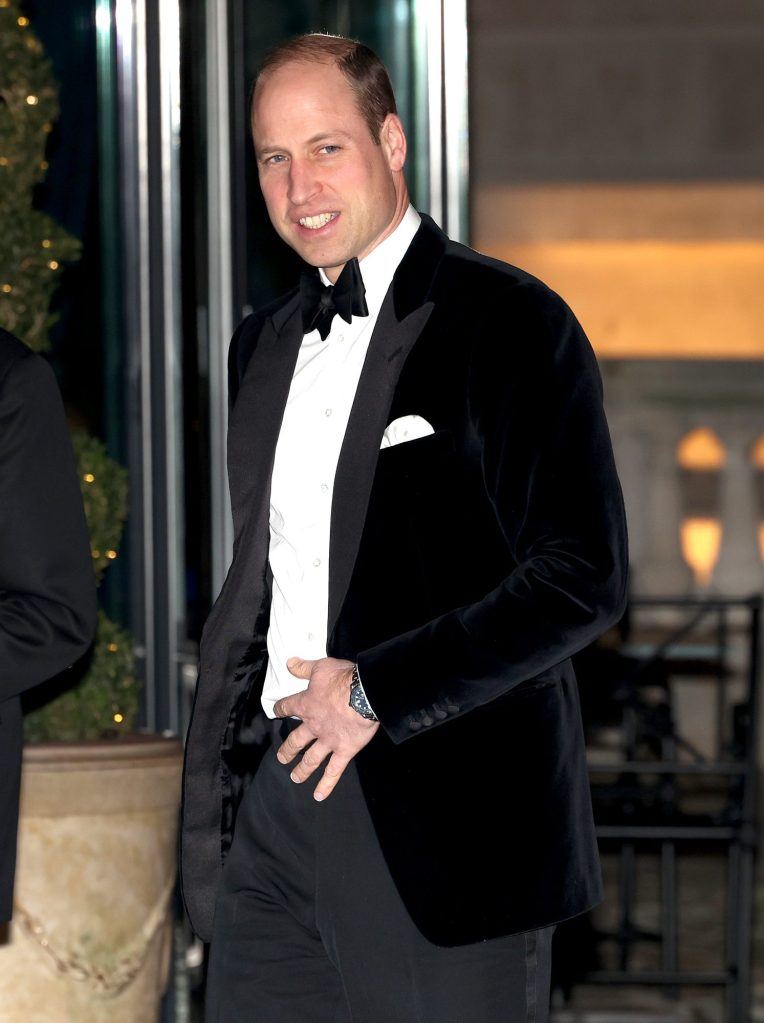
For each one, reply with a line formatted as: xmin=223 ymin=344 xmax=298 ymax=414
xmin=84 ymin=467 xmax=119 ymax=566
xmin=73 ymin=440 xmax=134 ymax=732
xmin=1 ymin=237 xmax=60 ymax=294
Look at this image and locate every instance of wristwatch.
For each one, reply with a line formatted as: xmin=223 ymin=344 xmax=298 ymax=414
xmin=348 ymin=664 xmax=378 ymax=721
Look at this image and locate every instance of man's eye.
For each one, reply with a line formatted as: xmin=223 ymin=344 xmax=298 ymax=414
xmin=265 ymin=154 xmax=287 ymax=165
xmin=320 ymin=145 xmax=340 ymax=155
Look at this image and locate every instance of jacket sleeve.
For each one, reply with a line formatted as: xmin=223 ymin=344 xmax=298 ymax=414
xmin=0 ymin=349 xmax=97 ymax=701
xmin=356 ymin=279 xmax=629 ymax=742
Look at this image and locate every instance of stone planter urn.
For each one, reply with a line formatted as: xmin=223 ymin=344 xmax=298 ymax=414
xmin=0 ymin=735 xmax=183 ymax=1023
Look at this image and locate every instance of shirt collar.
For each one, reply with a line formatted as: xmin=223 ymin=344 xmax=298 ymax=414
xmin=318 ymin=205 xmax=421 ymax=317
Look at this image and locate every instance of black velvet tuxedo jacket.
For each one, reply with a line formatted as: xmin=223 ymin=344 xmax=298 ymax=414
xmin=0 ymin=329 xmax=96 ymax=922
xmin=181 ymin=215 xmax=628 ymax=946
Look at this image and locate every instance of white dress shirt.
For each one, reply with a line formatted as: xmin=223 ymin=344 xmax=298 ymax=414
xmin=261 ymin=206 xmax=421 ymax=717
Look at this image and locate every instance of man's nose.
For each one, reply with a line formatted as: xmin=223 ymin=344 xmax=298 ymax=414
xmin=287 ymin=160 xmax=319 ymax=205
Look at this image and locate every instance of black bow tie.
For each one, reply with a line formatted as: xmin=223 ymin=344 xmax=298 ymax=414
xmin=299 ymin=257 xmax=369 ymax=340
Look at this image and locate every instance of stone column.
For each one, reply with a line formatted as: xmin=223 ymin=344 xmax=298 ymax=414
xmin=713 ymin=426 xmax=764 ymax=596
xmin=635 ymin=418 xmax=694 ymax=597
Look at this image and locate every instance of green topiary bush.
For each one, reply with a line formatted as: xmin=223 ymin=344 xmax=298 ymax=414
xmin=23 ymin=610 xmax=141 ymax=743
xmin=71 ymin=430 xmax=129 ymax=584
xmin=0 ymin=1 xmax=81 ymax=351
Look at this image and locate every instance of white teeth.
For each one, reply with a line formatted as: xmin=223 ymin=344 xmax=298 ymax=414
xmin=299 ymin=213 xmax=336 ymax=229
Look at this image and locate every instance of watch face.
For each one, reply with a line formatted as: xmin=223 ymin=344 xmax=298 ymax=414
xmin=350 ymin=686 xmax=372 ymax=719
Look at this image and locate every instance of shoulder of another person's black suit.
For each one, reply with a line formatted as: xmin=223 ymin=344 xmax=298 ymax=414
xmin=0 ymin=329 xmax=58 ymax=401
xmin=0 ymin=327 xmax=34 ymax=381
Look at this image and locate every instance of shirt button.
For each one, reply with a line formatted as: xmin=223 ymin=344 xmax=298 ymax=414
xmin=324 ymin=408 xmax=333 ymax=417
xmin=313 ymin=558 xmax=321 ymax=567
xmin=336 ymin=334 xmax=344 ymax=343
xmin=320 ymin=483 xmax=329 ymax=493
xmin=307 ymin=632 xmax=314 ymax=641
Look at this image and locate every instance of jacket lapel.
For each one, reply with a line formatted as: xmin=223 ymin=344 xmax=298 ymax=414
xmin=327 ymin=217 xmax=446 ymax=635
xmin=226 ymin=298 xmax=303 ymax=545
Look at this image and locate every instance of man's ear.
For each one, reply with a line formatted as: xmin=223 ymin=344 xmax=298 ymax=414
xmin=380 ymin=113 xmax=407 ymax=172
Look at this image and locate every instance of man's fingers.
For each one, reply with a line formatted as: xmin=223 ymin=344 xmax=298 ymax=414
xmin=278 ymin=736 xmax=351 ymax=801
xmin=313 ymin=753 xmax=350 ymax=802
xmin=287 ymin=656 xmax=314 ymax=680
xmin=288 ymin=740 xmax=330 ymax=783
xmin=276 ymin=723 xmax=314 ymax=765
xmin=272 ymin=698 xmax=291 ymax=719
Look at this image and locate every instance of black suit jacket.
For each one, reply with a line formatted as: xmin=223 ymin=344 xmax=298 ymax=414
xmin=181 ymin=216 xmax=628 ymax=945
xmin=0 ymin=329 xmax=96 ymax=922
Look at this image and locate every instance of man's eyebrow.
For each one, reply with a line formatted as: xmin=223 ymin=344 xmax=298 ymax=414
xmin=255 ymin=144 xmax=284 ymax=158
xmin=307 ymin=130 xmax=353 ymax=145
xmin=255 ymin=130 xmax=354 ymax=158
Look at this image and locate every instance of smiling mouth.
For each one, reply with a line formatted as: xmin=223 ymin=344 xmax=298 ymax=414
xmin=298 ymin=213 xmax=339 ymax=230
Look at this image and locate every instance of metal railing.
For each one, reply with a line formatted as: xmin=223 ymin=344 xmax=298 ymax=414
xmin=580 ymin=596 xmax=761 ymax=1022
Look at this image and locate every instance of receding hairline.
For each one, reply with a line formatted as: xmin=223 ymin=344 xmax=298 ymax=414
xmin=252 ymin=55 xmax=340 ymax=104
xmin=253 ymin=33 xmax=387 ymax=87
xmin=250 ymin=34 xmax=398 ymax=143
xmin=250 ymin=58 xmax=355 ymax=138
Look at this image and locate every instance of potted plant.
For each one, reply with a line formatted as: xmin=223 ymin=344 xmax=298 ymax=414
xmin=0 ymin=7 xmax=182 ymax=1021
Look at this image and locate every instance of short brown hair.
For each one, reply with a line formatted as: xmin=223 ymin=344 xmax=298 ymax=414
xmin=253 ymin=34 xmax=397 ymax=144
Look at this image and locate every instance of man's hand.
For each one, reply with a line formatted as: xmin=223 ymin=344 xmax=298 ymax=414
xmin=274 ymin=656 xmax=380 ymax=801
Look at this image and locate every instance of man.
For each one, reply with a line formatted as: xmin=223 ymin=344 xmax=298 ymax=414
xmin=0 ymin=328 xmax=96 ymax=928
xmin=181 ymin=34 xmax=628 ymax=1023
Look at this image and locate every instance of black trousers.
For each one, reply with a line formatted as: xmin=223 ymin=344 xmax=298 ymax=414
xmin=206 ymin=736 xmax=553 ymax=1023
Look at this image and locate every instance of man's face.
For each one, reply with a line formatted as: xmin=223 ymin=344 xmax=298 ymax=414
xmin=252 ymin=60 xmax=407 ymax=283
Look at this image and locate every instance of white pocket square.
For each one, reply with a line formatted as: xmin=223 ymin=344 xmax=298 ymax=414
xmin=380 ymin=415 xmax=434 ymax=449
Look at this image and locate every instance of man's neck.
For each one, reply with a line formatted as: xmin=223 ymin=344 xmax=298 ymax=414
xmin=321 ymin=191 xmax=412 ymax=284
xmin=318 ymin=205 xmax=420 ymax=303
